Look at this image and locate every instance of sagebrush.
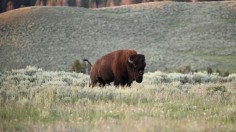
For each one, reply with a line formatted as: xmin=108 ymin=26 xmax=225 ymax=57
xmin=1 ymin=66 xmax=236 ymax=131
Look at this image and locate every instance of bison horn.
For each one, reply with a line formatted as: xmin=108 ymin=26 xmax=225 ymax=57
xmin=128 ymin=57 xmax=133 ymax=64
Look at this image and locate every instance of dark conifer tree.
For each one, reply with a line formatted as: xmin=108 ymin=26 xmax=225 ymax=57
xmin=0 ymin=0 xmax=8 ymax=13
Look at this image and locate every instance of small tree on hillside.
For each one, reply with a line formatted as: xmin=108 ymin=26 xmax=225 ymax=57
xmin=216 ymin=69 xmax=222 ymax=76
xmin=68 ymin=0 xmax=76 ymax=6
xmin=177 ymin=65 xmax=192 ymax=74
xmin=94 ymin=0 xmax=99 ymax=7
xmin=41 ymin=0 xmax=47 ymax=5
xmin=207 ymin=67 xmax=213 ymax=74
xmin=132 ymin=0 xmax=142 ymax=4
xmin=80 ymin=0 xmax=89 ymax=8
xmin=113 ymin=0 xmax=120 ymax=6
xmin=223 ymin=71 xmax=229 ymax=77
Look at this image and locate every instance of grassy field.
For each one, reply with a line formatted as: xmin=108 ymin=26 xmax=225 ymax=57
xmin=1 ymin=1 xmax=236 ymax=131
xmin=1 ymin=66 xmax=236 ymax=131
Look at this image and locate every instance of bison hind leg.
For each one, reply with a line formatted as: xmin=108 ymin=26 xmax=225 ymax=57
xmin=91 ymin=77 xmax=107 ymax=87
xmin=98 ymin=77 xmax=106 ymax=87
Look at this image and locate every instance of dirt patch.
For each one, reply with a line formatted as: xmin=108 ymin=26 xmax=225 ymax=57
xmin=227 ymin=1 xmax=236 ymax=10
xmin=0 ymin=7 xmax=40 ymax=22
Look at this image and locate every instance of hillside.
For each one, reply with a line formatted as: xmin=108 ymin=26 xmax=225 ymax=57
xmin=0 ymin=1 xmax=236 ymax=72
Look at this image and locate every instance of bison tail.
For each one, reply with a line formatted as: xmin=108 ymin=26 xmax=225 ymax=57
xmin=83 ymin=59 xmax=92 ymax=67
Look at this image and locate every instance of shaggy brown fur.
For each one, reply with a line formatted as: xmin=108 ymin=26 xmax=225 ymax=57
xmin=84 ymin=49 xmax=146 ymax=87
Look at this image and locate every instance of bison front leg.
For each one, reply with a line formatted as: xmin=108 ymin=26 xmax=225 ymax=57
xmin=126 ymin=82 xmax=132 ymax=87
xmin=114 ymin=78 xmax=125 ymax=87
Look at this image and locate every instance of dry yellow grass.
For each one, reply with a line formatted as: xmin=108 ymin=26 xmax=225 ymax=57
xmin=0 ymin=7 xmax=34 ymax=21
xmin=0 ymin=66 xmax=236 ymax=131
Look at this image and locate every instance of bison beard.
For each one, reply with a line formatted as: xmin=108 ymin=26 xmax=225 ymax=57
xmin=84 ymin=49 xmax=146 ymax=87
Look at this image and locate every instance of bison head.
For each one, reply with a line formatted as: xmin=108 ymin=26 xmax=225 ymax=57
xmin=127 ymin=54 xmax=146 ymax=83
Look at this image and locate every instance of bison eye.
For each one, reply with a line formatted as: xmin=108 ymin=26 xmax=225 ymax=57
xmin=139 ymin=70 xmax=144 ymax=75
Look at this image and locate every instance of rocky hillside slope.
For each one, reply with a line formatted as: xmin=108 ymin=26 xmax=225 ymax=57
xmin=0 ymin=1 xmax=236 ymax=72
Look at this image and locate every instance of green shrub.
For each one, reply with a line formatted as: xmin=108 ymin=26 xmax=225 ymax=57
xmin=223 ymin=71 xmax=230 ymax=77
xmin=216 ymin=69 xmax=222 ymax=76
xmin=71 ymin=59 xmax=86 ymax=74
xmin=177 ymin=65 xmax=192 ymax=74
xmin=207 ymin=67 xmax=213 ymax=75
xmin=216 ymin=69 xmax=229 ymax=77
xmin=207 ymin=85 xmax=227 ymax=95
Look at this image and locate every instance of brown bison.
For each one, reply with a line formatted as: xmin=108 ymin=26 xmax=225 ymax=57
xmin=83 ymin=49 xmax=146 ymax=87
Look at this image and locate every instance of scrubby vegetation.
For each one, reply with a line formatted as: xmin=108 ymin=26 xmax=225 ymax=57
xmin=71 ymin=59 xmax=87 ymax=74
xmin=0 ymin=66 xmax=236 ymax=131
xmin=177 ymin=65 xmax=231 ymax=77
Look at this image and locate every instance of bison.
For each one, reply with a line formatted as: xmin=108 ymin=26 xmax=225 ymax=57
xmin=83 ymin=49 xmax=146 ymax=87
